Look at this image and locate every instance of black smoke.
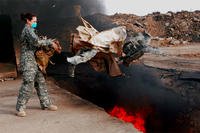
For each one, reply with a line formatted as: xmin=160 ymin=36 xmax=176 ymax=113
xmin=0 ymin=0 xmax=105 ymax=51
xmin=50 ymin=61 xmax=191 ymax=133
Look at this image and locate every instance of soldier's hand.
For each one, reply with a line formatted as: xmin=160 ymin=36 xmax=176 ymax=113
xmin=52 ymin=41 xmax=58 ymax=49
xmin=52 ymin=41 xmax=62 ymax=53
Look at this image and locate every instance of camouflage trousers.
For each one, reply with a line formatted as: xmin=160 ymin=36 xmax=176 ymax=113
xmin=16 ymin=69 xmax=51 ymax=111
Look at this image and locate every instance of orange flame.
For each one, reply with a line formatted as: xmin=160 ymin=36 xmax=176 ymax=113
xmin=109 ymin=106 xmax=146 ymax=133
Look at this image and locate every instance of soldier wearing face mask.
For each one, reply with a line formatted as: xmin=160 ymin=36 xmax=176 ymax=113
xmin=16 ymin=13 xmax=58 ymax=117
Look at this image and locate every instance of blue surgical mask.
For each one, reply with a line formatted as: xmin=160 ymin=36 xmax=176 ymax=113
xmin=31 ymin=22 xmax=37 ymax=28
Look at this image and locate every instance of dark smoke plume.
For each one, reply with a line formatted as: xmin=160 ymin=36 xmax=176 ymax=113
xmin=0 ymin=0 xmax=105 ymax=51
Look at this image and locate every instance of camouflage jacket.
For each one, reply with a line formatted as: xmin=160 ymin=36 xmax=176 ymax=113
xmin=20 ymin=24 xmax=53 ymax=72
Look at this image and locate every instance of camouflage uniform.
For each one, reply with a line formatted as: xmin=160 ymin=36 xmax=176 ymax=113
xmin=16 ymin=24 xmax=53 ymax=111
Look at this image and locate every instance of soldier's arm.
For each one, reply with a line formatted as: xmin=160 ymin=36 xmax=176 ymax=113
xmin=26 ymin=27 xmax=53 ymax=47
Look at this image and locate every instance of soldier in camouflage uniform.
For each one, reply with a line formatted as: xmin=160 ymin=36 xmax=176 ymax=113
xmin=16 ymin=13 xmax=58 ymax=117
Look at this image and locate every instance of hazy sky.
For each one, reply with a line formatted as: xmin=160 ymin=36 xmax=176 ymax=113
xmin=104 ymin=0 xmax=199 ymax=16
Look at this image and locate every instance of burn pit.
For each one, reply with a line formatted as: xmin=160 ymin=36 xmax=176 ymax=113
xmin=109 ymin=105 xmax=150 ymax=133
xmin=48 ymin=57 xmax=196 ymax=133
xmin=47 ymin=13 xmax=200 ymax=133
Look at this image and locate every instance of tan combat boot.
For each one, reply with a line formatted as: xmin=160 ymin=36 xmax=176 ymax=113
xmin=16 ymin=110 xmax=26 ymax=117
xmin=48 ymin=105 xmax=58 ymax=111
xmin=43 ymin=105 xmax=58 ymax=111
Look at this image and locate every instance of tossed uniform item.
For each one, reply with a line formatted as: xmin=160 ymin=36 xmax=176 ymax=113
xmin=67 ymin=49 xmax=98 ymax=65
xmin=121 ymin=31 xmax=151 ymax=65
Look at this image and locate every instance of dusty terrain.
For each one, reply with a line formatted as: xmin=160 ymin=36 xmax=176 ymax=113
xmin=141 ymin=42 xmax=200 ymax=72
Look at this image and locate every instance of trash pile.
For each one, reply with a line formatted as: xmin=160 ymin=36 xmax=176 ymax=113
xmin=67 ymin=17 xmax=149 ymax=77
xmin=110 ymin=10 xmax=200 ymax=43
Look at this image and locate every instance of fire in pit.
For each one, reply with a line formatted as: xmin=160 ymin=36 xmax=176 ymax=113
xmin=108 ymin=105 xmax=153 ymax=133
xmin=109 ymin=105 xmax=145 ymax=132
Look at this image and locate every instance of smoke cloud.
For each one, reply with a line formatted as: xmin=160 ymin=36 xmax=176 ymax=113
xmin=0 ymin=0 xmax=105 ymax=51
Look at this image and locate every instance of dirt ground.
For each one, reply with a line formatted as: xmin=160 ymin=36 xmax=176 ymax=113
xmin=0 ymin=77 xmax=140 ymax=133
xmin=141 ymin=42 xmax=200 ymax=72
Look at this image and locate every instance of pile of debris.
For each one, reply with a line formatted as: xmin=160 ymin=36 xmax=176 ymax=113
xmin=67 ymin=17 xmax=148 ymax=77
xmin=110 ymin=10 xmax=200 ymax=43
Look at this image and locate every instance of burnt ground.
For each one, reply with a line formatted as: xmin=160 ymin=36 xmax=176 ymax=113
xmin=140 ymin=43 xmax=200 ymax=133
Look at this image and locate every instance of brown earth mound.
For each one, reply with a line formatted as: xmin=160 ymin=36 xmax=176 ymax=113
xmin=110 ymin=10 xmax=200 ymax=42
